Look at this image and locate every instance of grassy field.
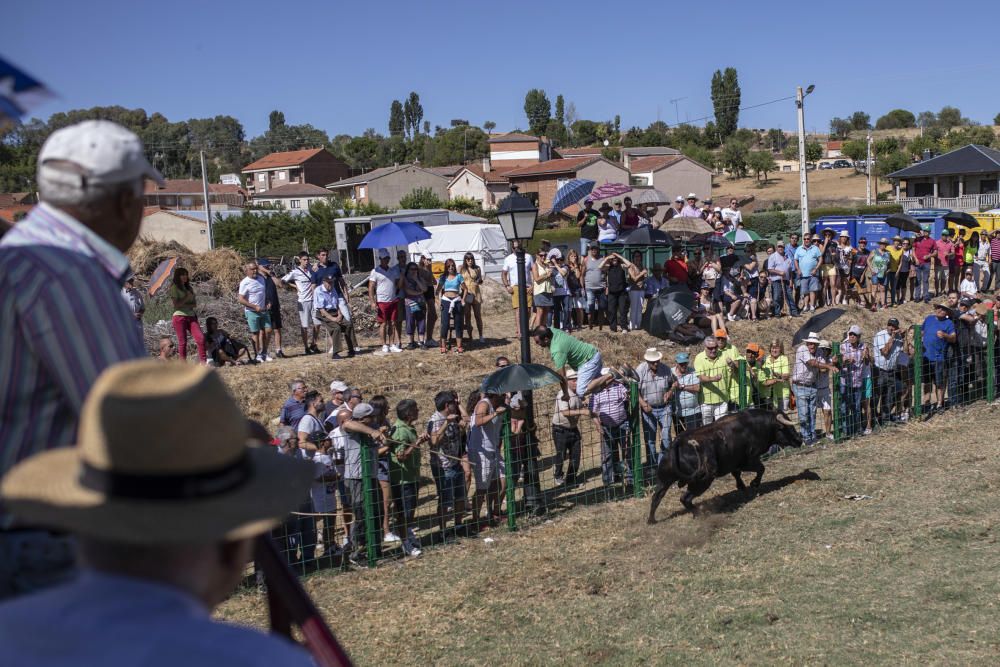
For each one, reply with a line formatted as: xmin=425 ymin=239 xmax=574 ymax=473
xmin=220 ymin=401 xmax=1000 ymax=664
xmin=212 ymin=283 xmax=1000 ymax=664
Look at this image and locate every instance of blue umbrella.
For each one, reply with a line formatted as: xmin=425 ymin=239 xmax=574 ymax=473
xmin=551 ymin=179 xmax=596 ymax=213
xmin=357 ymin=221 xmax=432 ymax=249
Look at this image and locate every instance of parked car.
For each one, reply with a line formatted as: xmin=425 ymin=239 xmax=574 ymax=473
xmin=805 ymin=162 xmax=817 ymax=171
xmin=819 ymin=161 xmax=833 ymax=170
xmin=832 ymin=159 xmax=852 ymax=169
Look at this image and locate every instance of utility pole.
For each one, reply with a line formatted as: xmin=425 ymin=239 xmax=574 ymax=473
xmin=200 ymin=150 xmax=215 ymax=250
xmin=796 ymin=85 xmax=814 ymax=237
xmin=866 ymin=133 xmax=874 ymax=205
xmin=669 ymin=96 xmax=687 ymax=126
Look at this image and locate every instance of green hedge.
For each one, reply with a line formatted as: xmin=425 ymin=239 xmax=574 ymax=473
xmin=213 ymin=210 xmax=337 ymax=258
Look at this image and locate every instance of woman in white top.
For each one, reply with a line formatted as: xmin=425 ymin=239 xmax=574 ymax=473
xmin=531 ymin=247 xmax=555 ymax=329
xmin=974 ymin=231 xmax=991 ymax=290
xmin=596 ymin=214 xmax=618 ymax=243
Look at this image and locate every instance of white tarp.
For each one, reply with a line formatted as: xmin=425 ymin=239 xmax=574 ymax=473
xmin=407 ymin=223 xmax=508 ymax=277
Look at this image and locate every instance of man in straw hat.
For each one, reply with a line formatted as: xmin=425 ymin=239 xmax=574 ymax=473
xmin=635 ymin=348 xmax=678 ymax=470
xmin=792 ymin=332 xmax=825 ymax=445
xmin=0 ymin=360 xmax=315 ymax=665
xmin=0 ymin=120 xmax=165 ymax=598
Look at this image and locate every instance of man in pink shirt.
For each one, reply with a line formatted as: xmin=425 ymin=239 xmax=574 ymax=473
xmin=912 ymin=227 xmax=936 ymax=303
xmin=934 ymin=230 xmax=955 ymax=296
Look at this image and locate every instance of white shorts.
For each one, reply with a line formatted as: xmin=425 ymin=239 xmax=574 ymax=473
xmin=816 ymin=386 xmax=832 ymax=411
xmin=298 ymin=300 xmax=314 ymax=328
xmin=700 ymin=402 xmax=728 ymax=424
xmin=468 ymin=445 xmax=500 ymax=492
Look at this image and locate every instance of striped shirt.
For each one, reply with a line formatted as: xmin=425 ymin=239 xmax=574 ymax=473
xmin=0 ymin=203 xmax=145 ymax=527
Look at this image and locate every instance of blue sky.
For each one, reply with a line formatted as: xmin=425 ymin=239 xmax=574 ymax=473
xmin=8 ymin=0 xmax=1000 ymax=139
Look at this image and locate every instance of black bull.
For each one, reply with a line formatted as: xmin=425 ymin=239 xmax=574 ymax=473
xmin=647 ymin=409 xmax=802 ymax=523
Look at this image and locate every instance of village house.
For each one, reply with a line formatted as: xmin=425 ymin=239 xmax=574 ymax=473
xmin=502 ymin=156 xmax=629 ymax=214
xmin=241 ymin=148 xmax=350 ymax=197
xmin=487 ymin=132 xmax=552 ymax=168
xmin=889 ymin=144 xmax=1000 ymax=211
xmin=251 ymin=183 xmax=334 ymax=210
xmin=627 ymin=155 xmax=713 ymax=200
xmin=326 ymin=164 xmax=451 ymax=208
xmin=143 ymin=179 xmax=245 ymax=210
xmin=447 ymin=159 xmax=514 ymax=208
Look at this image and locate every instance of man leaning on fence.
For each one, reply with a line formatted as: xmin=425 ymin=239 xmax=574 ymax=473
xmin=792 ymin=332 xmax=825 ymax=445
xmin=589 ymin=371 xmax=632 ymax=492
xmin=0 ymin=120 xmax=159 ymax=600
xmin=636 ymin=348 xmax=677 ymax=469
xmin=873 ymin=318 xmax=904 ymax=426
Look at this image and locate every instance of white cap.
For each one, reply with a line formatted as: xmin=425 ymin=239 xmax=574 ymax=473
xmin=329 ymin=380 xmax=348 ymax=393
xmin=848 ymin=324 xmax=862 ymax=336
xmin=38 ymin=120 xmax=164 ymax=188
xmin=674 ymin=195 xmax=684 ymax=202
xmin=378 ymin=248 xmax=390 ymax=259
xmin=352 ymin=403 xmax=375 ymax=419
xmin=804 ymin=332 xmax=821 ymax=344
xmin=713 ymin=206 xmax=722 ymax=212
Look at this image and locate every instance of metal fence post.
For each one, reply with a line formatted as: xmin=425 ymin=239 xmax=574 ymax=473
xmin=912 ymin=324 xmax=923 ymax=419
xmin=359 ymin=435 xmax=378 ymax=568
xmin=738 ymin=359 xmax=749 ymax=410
xmin=987 ymin=312 xmax=996 ymax=403
xmin=831 ymin=341 xmax=842 ymax=442
xmin=502 ymin=412 xmax=517 ymax=532
xmin=629 ymin=382 xmax=643 ymax=498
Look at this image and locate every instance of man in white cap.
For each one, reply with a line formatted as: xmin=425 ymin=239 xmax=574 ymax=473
xmin=369 ymin=248 xmax=403 ymax=354
xmin=840 ymin=324 xmax=872 ymax=436
xmin=0 ymin=120 xmax=163 ymax=599
xmin=662 ymin=195 xmax=684 ymax=223
xmin=635 ymin=347 xmax=678 ymax=469
xmin=0 ymin=360 xmax=316 ymax=665
xmin=680 ymin=193 xmax=701 ymax=218
xmin=792 ymin=332 xmax=826 ymax=444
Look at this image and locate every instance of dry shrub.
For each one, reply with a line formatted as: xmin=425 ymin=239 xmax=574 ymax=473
xmin=192 ymin=247 xmax=245 ymax=295
xmin=128 ymin=237 xmax=245 ymax=297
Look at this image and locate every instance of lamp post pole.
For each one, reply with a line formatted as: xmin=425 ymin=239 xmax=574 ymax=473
xmin=515 ymin=241 xmax=532 ymax=365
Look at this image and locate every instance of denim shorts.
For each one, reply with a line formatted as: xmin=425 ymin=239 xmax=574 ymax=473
xmin=245 ymin=309 xmax=272 ymax=333
xmin=439 ymin=466 xmax=466 ymax=510
xmin=799 ymin=275 xmax=820 ymax=293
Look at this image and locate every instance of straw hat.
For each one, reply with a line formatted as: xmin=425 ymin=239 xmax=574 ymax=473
xmin=804 ymin=332 xmax=821 ymax=344
xmin=1 ymin=360 xmax=314 ymax=544
xmin=643 ymin=347 xmax=663 ymax=362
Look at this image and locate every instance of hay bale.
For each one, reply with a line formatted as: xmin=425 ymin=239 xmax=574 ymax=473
xmin=191 ymin=248 xmax=245 ymax=296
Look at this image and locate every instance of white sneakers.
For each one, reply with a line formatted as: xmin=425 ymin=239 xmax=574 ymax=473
xmin=383 ymin=531 xmax=401 ymax=543
xmin=381 ymin=345 xmax=390 ymax=354
xmin=389 ymin=344 xmax=403 ymax=353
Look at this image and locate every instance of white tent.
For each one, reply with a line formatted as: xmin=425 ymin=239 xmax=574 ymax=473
xmin=407 ymin=223 xmax=508 ymax=278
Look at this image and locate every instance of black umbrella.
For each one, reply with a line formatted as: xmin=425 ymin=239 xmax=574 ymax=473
xmin=943 ymin=211 xmax=978 ymax=228
xmin=885 ymin=213 xmax=922 ymax=234
xmin=720 ymin=252 xmax=746 ymax=271
xmin=618 ymin=226 xmax=675 ymax=246
xmin=792 ymin=308 xmax=846 ymax=345
xmin=481 ymin=363 xmax=563 ymax=394
xmin=691 ymin=232 xmax=734 ymax=249
xmin=642 ymin=286 xmax=696 ymax=338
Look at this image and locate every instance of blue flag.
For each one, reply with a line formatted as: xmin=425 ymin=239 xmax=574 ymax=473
xmin=0 ymin=56 xmax=54 ymax=125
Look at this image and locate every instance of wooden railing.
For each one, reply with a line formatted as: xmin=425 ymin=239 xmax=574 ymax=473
xmin=895 ymin=192 xmax=1000 ymax=212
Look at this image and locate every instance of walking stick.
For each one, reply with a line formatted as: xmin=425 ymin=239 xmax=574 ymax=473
xmin=254 ymin=535 xmax=353 ymax=667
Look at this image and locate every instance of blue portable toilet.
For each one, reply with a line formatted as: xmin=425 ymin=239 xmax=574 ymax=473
xmin=813 ymin=216 xmax=857 ymax=243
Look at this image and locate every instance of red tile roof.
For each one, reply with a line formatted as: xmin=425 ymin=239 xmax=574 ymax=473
xmin=488 ymin=132 xmax=540 ymax=144
xmin=0 ymin=204 xmax=33 ymax=224
xmin=241 ymin=148 xmax=328 ymax=172
xmin=502 ymin=157 xmax=600 ymax=178
xmin=628 ymin=155 xmax=684 ymax=173
xmin=144 ymin=179 xmax=243 ymax=195
xmin=826 ymin=140 xmax=844 ymax=149
xmin=254 ymin=183 xmax=332 ymax=198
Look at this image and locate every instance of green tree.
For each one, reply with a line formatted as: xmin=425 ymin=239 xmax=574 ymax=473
xmin=906 ymin=134 xmax=939 ymax=157
xmin=422 ymin=120 xmax=430 ymax=135
xmin=876 ymin=150 xmax=910 ymax=178
xmin=403 ymin=92 xmax=423 ymax=138
xmin=937 ymin=105 xmax=963 ymax=128
xmin=875 ymin=109 xmax=916 ymax=130
xmin=942 ymin=126 xmax=996 ymax=150
xmin=388 ymin=100 xmax=405 ymax=137
xmin=783 ymin=137 xmax=823 ymax=163
xmin=483 ymin=120 xmax=496 ymax=133
xmin=994 ymin=112 xmax=1000 ymax=126
xmin=746 ymin=150 xmax=777 ymax=182
xmin=672 ymin=124 xmax=703 ymax=147
xmin=710 ymin=67 xmax=741 ymax=138
xmin=841 ymin=139 xmax=868 ymax=171
xmin=916 ymin=110 xmax=937 ymax=129
xmin=680 ymin=144 xmax=715 ymax=170
xmin=555 ymin=95 xmax=565 ymax=126
xmin=268 ymin=110 xmax=285 ymax=132
xmin=399 ymin=186 xmax=443 ymax=210
xmin=721 ymin=140 xmax=749 ymax=178
xmin=849 ymin=111 xmax=871 ymax=130
xmin=766 ymin=128 xmax=788 ymax=152
xmin=523 ymin=89 xmax=552 ymax=137
xmin=875 ymin=137 xmax=899 ymax=156
xmin=569 ymin=119 xmax=600 ymax=146
xmin=829 ymin=117 xmax=852 ymax=139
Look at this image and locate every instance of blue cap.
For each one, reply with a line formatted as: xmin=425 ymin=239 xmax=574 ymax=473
xmin=675 ymin=352 xmax=690 ymax=363
xmin=256 ymin=258 xmax=271 ymax=267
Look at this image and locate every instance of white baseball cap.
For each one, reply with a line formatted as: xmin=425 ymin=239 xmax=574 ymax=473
xmin=329 ymin=380 xmax=348 ymax=393
xmin=378 ymin=248 xmax=390 ymax=259
xmin=38 ymin=120 xmax=164 ymax=188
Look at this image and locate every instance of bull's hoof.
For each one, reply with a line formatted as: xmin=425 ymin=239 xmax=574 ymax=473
xmin=646 ymin=517 xmax=657 ymax=525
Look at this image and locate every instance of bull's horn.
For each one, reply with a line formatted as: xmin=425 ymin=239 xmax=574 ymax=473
xmin=775 ymin=412 xmax=796 ymax=427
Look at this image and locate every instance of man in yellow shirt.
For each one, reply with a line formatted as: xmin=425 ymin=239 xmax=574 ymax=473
xmin=714 ymin=328 xmax=744 ymax=409
xmin=693 ymin=338 xmax=730 ymax=424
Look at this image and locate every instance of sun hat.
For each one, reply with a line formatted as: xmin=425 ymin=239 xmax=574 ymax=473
xmin=686 ymin=193 xmax=698 ymax=199
xmin=674 ymin=195 xmax=684 ymax=203
xmin=565 ymin=368 xmax=578 ymax=379
xmin=714 ymin=328 xmax=728 ymax=338
xmin=848 ymin=324 xmax=862 ymax=336
xmin=819 ymin=339 xmax=832 ymax=349
xmin=599 ymin=202 xmax=613 ymax=212
xmin=839 ymin=230 xmax=850 ymax=238
xmin=0 ymin=360 xmax=313 ymax=544
xmin=892 ymin=235 xmax=902 ymax=241
xmin=38 ymin=120 xmax=165 ymax=188
xmin=675 ymin=352 xmax=690 ymax=363
xmin=804 ymin=332 xmax=821 ymax=344
xmin=329 ymin=380 xmax=348 ymax=393
xmin=878 ymin=238 xmax=889 ymax=245
xmin=643 ymin=348 xmax=663 ymax=362
xmin=823 ymin=228 xmax=835 ymax=235
xmin=352 ymin=403 xmax=375 ymax=419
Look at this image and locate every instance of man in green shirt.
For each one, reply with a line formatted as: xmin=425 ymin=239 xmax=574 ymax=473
xmin=389 ymin=399 xmax=427 ymax=557
xmin=532 ymin=326 xmax=611 ymax=397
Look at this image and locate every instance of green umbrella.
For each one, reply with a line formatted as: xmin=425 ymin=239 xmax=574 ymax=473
xmin=724 ymin=229 xmax=763 ymax=243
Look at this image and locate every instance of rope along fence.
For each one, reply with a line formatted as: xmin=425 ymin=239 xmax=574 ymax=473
xmin=243 ymin=310 xmax=997 ymax=584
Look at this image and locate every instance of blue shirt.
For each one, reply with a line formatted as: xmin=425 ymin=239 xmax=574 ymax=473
xmin=440 ymin=273 xmax=464 ymax=292
xmin=279 ymin=397 xmax=307 ymax=431
xmin=314 ymin=284 xmax=339 ymax=312
xmin=313 ymin=261 xmax=344 ymax=295
xmin=794 ymin=244 xmax=822 ymax=277
xmin=0 ymin=570 xmax=313 ymax=667
xmin=0 ymin=204 xmax=145 ymax=528
xmin=922 ymin=314 xmax=955 ymax=362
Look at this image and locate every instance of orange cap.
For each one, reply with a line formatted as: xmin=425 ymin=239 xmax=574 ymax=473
xmin=714 ymin=328 xmax=728 ymax=338
xmin=746 ymin=342 xmax=763 ymax=355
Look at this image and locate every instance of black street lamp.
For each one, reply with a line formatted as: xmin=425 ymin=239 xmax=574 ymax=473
xmin=496 ymin=184 xmax=539 ymax=365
